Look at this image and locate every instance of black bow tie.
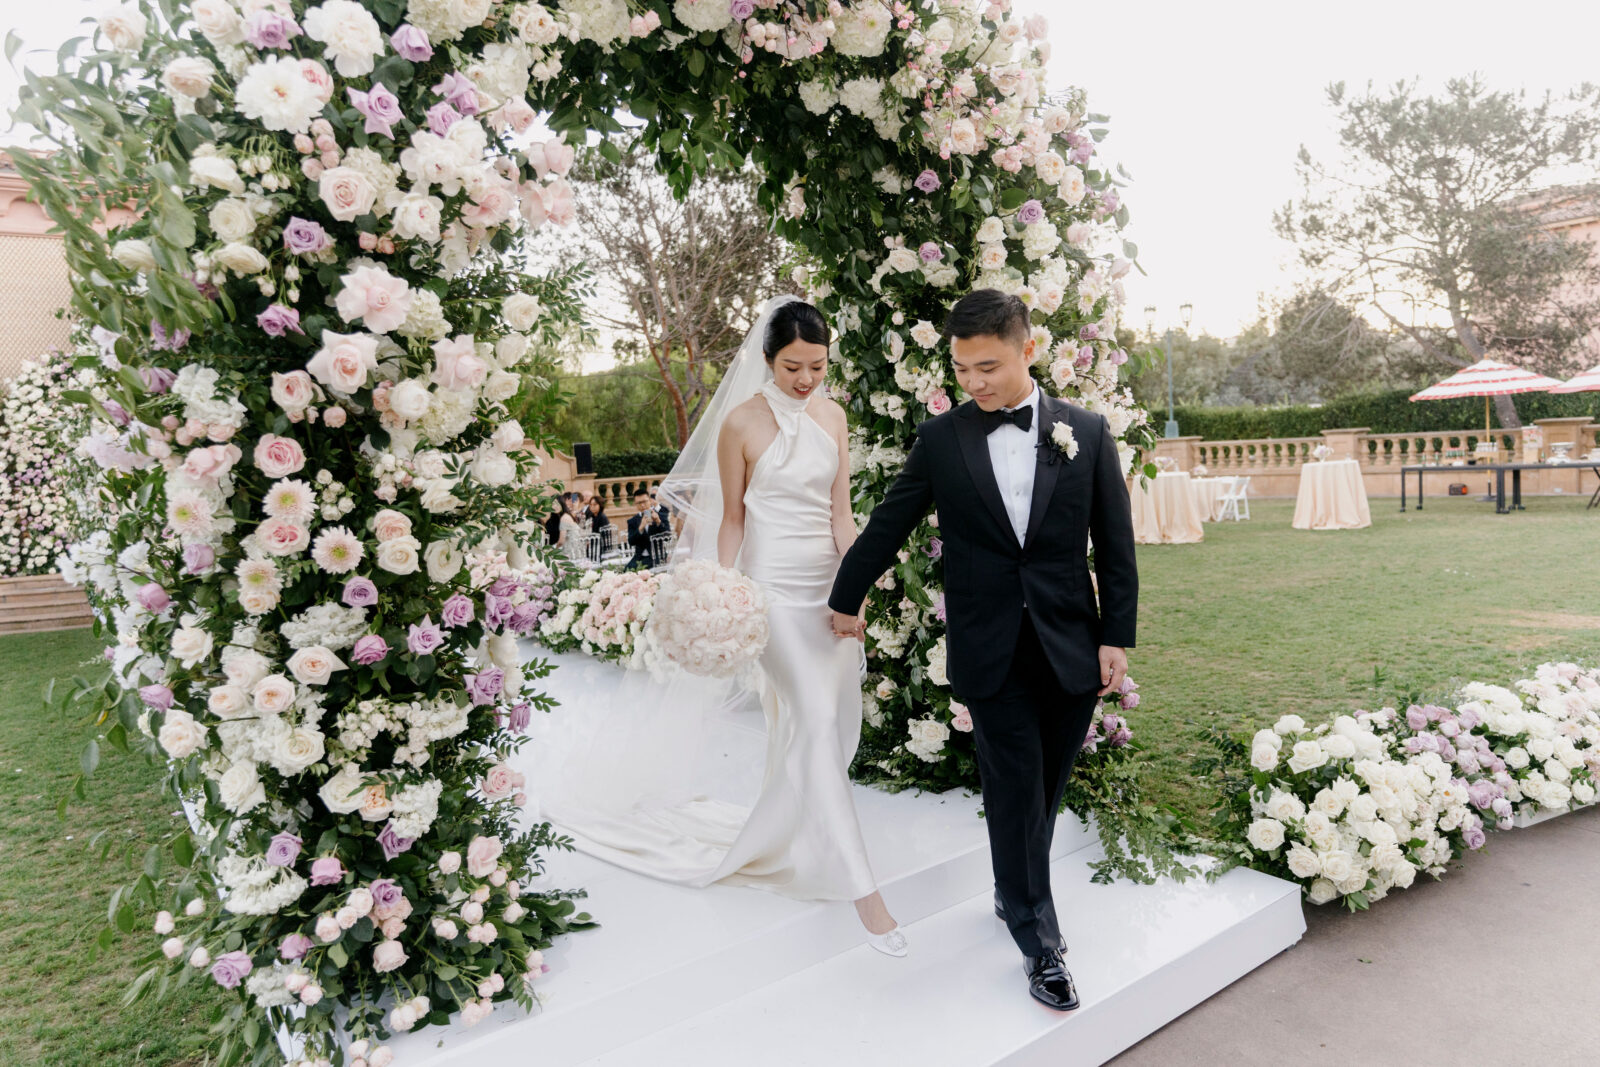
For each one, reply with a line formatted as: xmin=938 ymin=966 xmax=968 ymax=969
xmin=981 ymin=405 xmax=1034 ymax=435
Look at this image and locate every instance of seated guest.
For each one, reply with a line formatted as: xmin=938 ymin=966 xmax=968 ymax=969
xmin=555 ymin=496 xmax=583 ymax=554
xmin=626 ymin=489 xmax=669 ymax=569
xmin=585 ymin=495 xmax=611 ymax=534
xmin=543 ymin=502 xmax=565 ymax=546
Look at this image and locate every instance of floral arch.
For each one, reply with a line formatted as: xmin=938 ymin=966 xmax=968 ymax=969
xmin=14 ymin=0 xmax=1152 ymax=1062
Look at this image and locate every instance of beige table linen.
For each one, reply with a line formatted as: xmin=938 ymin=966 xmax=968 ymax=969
xmin=1190 ymin=477 xmax=1232 ymax=522
xmin=1130 ymin=471 xmax=1205 ymax=544
xmin=1292 ymin=459 xmax=1372 ymax=530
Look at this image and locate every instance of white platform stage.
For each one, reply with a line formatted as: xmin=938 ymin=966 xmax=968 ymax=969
xmin=388 ymin=651 xmax=1305 ymax=1066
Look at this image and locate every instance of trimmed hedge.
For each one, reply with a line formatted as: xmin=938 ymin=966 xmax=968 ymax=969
xmin=1171 ymin=389 xmax=1600 ymax=441
xmin=593 ymin=448 xmax=681 ymax=479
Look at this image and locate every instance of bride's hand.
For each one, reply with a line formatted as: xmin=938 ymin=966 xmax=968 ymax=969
xmin=830 ymin=610 xmax=862 ymax=640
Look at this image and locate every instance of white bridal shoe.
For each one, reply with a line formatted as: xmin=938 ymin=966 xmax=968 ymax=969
xmin=866 ymin=925 xmax=909 ymax=958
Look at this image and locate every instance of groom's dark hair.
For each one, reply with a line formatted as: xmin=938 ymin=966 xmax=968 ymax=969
xmin=945 ymin=289 xmax=1029 ymax=349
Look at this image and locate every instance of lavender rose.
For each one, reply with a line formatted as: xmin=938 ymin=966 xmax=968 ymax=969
xmin=257 ymin=304 xmax=304 ymax=337
xmin=406 ymin=616 xmax=444 ymax=656
xmin=1016 ymin=198 xmax=1045 ymax=225
xmin=505 ymin=701 xmax=531 ymax=733
xmin=348 ymin=82 xmax=402 ymax=139
xmin=279 ymin=932 xmax=314 ymax=960
xmin=914 ymin=169 xmax=941 ymax=193
xmin=266 ymin=830 xmax=303 ymax=867
xmin=377 ymin=822 xmax=415 ymax=861
xmin=425 ymin=101 xmax=461 ymax=137
xmin=369 ymin=877 xmax=402 ymax=910
xmin=350 ymin=634 xmax=390 ymax=665
xmin=210 ymin=950 xmax=254 ymax=989
xmin=244 ymin=11 xmax=301 ymax=50
xmin=138 ymin=684 xmax=174 ymax=710
xmin=140 ymin=366 xmax=177 ymax=393
xmin=439 ymin=593 xmax=475 ymax=629
xmin=389 ymin=24 xmax=432 ymax=61
xmin=183 ymin=542 xmax=216 ymax=573
xmin=282 ymin=216 xmax=332 ymax=256
xmin=342 ymin=576 xmax=379 ymax=607
xmin=467 ymin=667 xmax=505 ymax=706
xmin=308 ymin=856 xmax=345 ymax=886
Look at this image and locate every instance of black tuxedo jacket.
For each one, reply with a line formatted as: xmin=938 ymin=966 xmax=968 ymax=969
xmin=627 ymin=509 xmax=667 ymax=566
xmin=828 ymin=394 xmax=1138 ymax=699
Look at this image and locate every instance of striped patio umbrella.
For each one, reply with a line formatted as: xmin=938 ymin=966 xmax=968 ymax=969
xmin=1409 ymin=358 xmax=1563 ymax=436
xmin=1551 ymin=362 xmax=1600 ymax=394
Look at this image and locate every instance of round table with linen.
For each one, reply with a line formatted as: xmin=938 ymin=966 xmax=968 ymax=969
xmin=1130 ymin=470 xmax=1205 ymax=544
xmin=1189 ymin=476 xmax=1232 ymax=522
xmin=1292 ymin=459 xmax=1371 ymax=530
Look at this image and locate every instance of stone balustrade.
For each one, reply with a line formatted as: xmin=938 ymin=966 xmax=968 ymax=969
xmin=1153 ymin=417 xmax=1600 ymax=498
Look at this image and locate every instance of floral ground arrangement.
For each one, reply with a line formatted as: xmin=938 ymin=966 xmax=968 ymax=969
xmin=15 ymin=0 xmax=1164 ymax=1062
xmin=1201 ymin=661 xmax=1600 ymax=911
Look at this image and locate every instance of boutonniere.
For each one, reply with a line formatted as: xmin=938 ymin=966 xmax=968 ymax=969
xmin=1037 ymin=422 xmax=1079 ymax=466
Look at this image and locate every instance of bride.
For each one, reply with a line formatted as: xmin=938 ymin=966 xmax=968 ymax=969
xmin=537 ymin=296 xmax=906 ymax=955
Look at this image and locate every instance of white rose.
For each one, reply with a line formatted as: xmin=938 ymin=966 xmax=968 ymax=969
xmin=1504 ymin=746 xmax=1529 ymax=769
xmin=495 ymin=333 xmax=529 ymax=366
xmin=376 ymin=535 xmax=422 ymax=574
xmin=1249 ymin=744 xmax=1278 ymax=772
xmin=287 ymin=645 xmax=346 ymax=686
xmin=1286 ymin=739 xmax=1328 ymax=774
xmin=1274 ymin=714 xmax=1306 ymax=736
xmin=207 ymin=685 xmax=250 ymax=719
xmin=491 ymin=420 xmax=525 ymax=452
xmin=98 ymin=5 xmax=148 ymax=51
xmin=1245 ymin=818 xmax=1285 ymax=852
xmin=424 ymin=539 xmax=463 ymax=582
xmin=1305 ymin=878 xmax=1338 ymax=905
xmin=193 ymin=0 xmax=245 ymax=45
xmin=502 ymin=293 xmax=542 ymax=331
xmin=387 ymin=379 xmax=432 ymax=420
xmin=1321 ymin=734 xmax=1357 ymax=760
xmin=1318 ymin=849 xmax=1355 ymax=884
xmin=471 ymin=449 xmax=516 ymax=487
xmin=1347 ymin=793 xmax=1379 ymax=823
xmin=252 ymin=674 xmax=297 ymax=714
xmin=112 ymin=239 xmax=157 ymax=273
xmin=219 ymin=761 xmax=266 ymax=813
xmin=303 ymin=0 xmax=385 ymax=78
xmin=213 ymin=243 xmax=269 ymax=275
xmin=208 ymin=199 xmax=256 ymax=243
xmin=1263 ymin=790 xmax=1306 ymax=823
xmin=1285 ymin=842 xmax=1321 ymax=879
xmin=162 ymin=57 xmax=216 ymax=100
xmin=1311 ymin=788 xmax=1345 ymax=818
xmin=189 ymin=155 xmax=244 ymax=194
xmin=158 ymin=710 xmax=208 ymax=759
xmin=320 ymin=763 xmax=366 ymax=814
xmin=272 ymin=726 xmax=326 ymax=776
xmin=171 ymin=624 xmax=214 ymax=669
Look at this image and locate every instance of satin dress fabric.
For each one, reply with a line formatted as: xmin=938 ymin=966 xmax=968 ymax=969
xmin=549 ymin=382 xmax=878 ymax=902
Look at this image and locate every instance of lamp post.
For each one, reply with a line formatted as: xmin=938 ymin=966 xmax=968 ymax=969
xmin=1144 ymin=304 xmax=1192 ymax=439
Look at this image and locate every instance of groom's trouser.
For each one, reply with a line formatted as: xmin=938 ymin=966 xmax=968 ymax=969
xmin=967 ymin=610 xmax=1100 ymax=957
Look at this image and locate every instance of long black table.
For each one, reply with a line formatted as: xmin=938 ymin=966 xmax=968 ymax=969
xmin=1400 ymin=461 xmax=1600 ymax=514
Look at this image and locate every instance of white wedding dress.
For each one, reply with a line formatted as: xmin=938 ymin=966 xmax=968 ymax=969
xmin=536 ymin=381 xmax=878 ymax=902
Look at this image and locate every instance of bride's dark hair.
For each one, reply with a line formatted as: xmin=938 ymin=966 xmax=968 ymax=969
xmin=762 ymin=299 xmax=830 ymax=360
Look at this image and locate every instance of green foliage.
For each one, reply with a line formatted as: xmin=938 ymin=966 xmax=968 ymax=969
xmin=1172 ymin=388 xmax=1599 ymax=442
xmin=593 ymin=448 xmax=681 ymax=479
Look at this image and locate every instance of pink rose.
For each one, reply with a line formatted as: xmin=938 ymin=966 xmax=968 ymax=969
xmin=271 ymin=370 xmax=317 ymax=413
xmin=481 ymin=763 xmax=523 ymax=800
xmin=926 ymin=390 xmax=952 ymax=416
xmin=257 ymin=517 xmax=311 ymax=556
xmin=541 ymin=179 xmax=575 ymax=226
xmin=465 ymin=835 xmax=503 ymax=878
xmin=318 ymin=166 xmax=377 ymax=222
xmin=371 ymin=508 xmax=412 ymax=542
xmin=253 ymin=434 xmax=306 ymax=478
xmin=950 ymin=701 xmax=974 ymax=732
xmin=307 ymin=330 xmax=379 ymax=393
xmin=430 ymin=335 xmax=488 ymax=391
xmin=298 ymin=58 xmax=334 ymax=103
xmin=323 ymin=406 xmax=347 ymax=428
xmin=181 ymin=443 xmax=241 ymax=482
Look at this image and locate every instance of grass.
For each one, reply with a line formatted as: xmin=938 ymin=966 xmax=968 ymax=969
xmin=1132 ymin=495 xmax=1600 ymax=819
xmin=0 ymin=628 xmax=221 ymax=1067
xmin=2 ymin=495 xmax=1597 ymax=1060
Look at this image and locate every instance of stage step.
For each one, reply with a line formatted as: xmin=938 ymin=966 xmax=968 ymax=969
xmin=383 ymin=651 xmax=1304 ymax=1066
xmin=0 ymin=575 xmax=94 ymax=633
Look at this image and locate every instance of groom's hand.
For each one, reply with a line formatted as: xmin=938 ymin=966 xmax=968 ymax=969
xmin=1097 ymin=646 xmax=1128 ymax=697
xmin=830 ymin=610 xmax=864 ymax=640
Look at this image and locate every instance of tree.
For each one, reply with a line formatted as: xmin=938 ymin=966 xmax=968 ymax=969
xmin=1275 ymin=76 xmax=1600 ymax=425
xmin=530 ymin=142 xmax=791 ymax=447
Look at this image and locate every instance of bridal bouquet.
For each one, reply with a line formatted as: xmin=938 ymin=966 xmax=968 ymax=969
xmin=648 ymin=560 xmax=769 ymax=679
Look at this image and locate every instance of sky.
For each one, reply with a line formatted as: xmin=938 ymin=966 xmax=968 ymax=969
xmin=6 ymin=0 xmax=1598 ymax=347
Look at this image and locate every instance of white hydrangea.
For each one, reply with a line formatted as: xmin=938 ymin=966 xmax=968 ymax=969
xmin=217 ymin=851 xmax=308 ymax=916
xmin=407 ymin=0 xmax=495 ymax=43
xmin=280 ymin=603 xmax=370 ymax=651
xmin=837 ymin=77 xmax=888 ymax=120
xmin=569 ymin=0 xmax=634 ymax=42
xmin=798 ymin=80 xmax=838 ymax=116
xmin=672 ymin=0 xmax=733 ymax=34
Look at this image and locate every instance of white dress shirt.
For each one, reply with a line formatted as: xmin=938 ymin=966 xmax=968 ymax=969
xmin=985 ymin=384 xmax=1040 ymax=545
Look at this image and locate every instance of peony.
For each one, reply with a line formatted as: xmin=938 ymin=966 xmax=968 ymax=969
xmin=334 ymin=265 xmax=413 ymax=334
xmin=391 ymin=192 xmax=445 ymax=243
xmin=235 ymin=57 xmax=323 ymax=133
xmin=158 ymin=710 xmax=208 ymax=759
xmin=303 ymin=0 xmax=385 ymax=78
xmin=307 ymin=330 xmax=379 ymax=393
xmin=189 ymin=154 xmax=244 ymax=194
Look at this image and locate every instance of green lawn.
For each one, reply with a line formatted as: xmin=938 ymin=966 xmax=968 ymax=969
xmin=1132 ymin=495 xmax=1600 ymax=817
xmin=0 ymin=629 xmax=220 ymax=1067
xmin=3 ymin=495 xmax=1597 ymax=1061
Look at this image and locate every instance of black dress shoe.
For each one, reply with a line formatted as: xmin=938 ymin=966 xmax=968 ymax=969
xmin=1024 ymin=950 xmax=1079 ymax=1011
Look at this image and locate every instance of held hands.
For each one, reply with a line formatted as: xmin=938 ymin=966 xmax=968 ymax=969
xmin=830 ymin=610 xmax=865 ymax=642
xmin=1097 ymin=645 xmax=1129 ymax=697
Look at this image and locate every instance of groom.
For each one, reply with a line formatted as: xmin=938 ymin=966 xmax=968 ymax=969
xmin=829 ymin=288 xmax=1138 ymax=1011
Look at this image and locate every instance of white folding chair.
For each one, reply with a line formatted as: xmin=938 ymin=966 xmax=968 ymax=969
xmin=1217 ymin=476 xmax=1251 ymax=521
xmin=598 ymin=524 xmax=627 ymax=563
xmin=564 ymin=531 xmax=602 ymax=568
xmin=649 ymin=530 xmax=676 ymax=570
